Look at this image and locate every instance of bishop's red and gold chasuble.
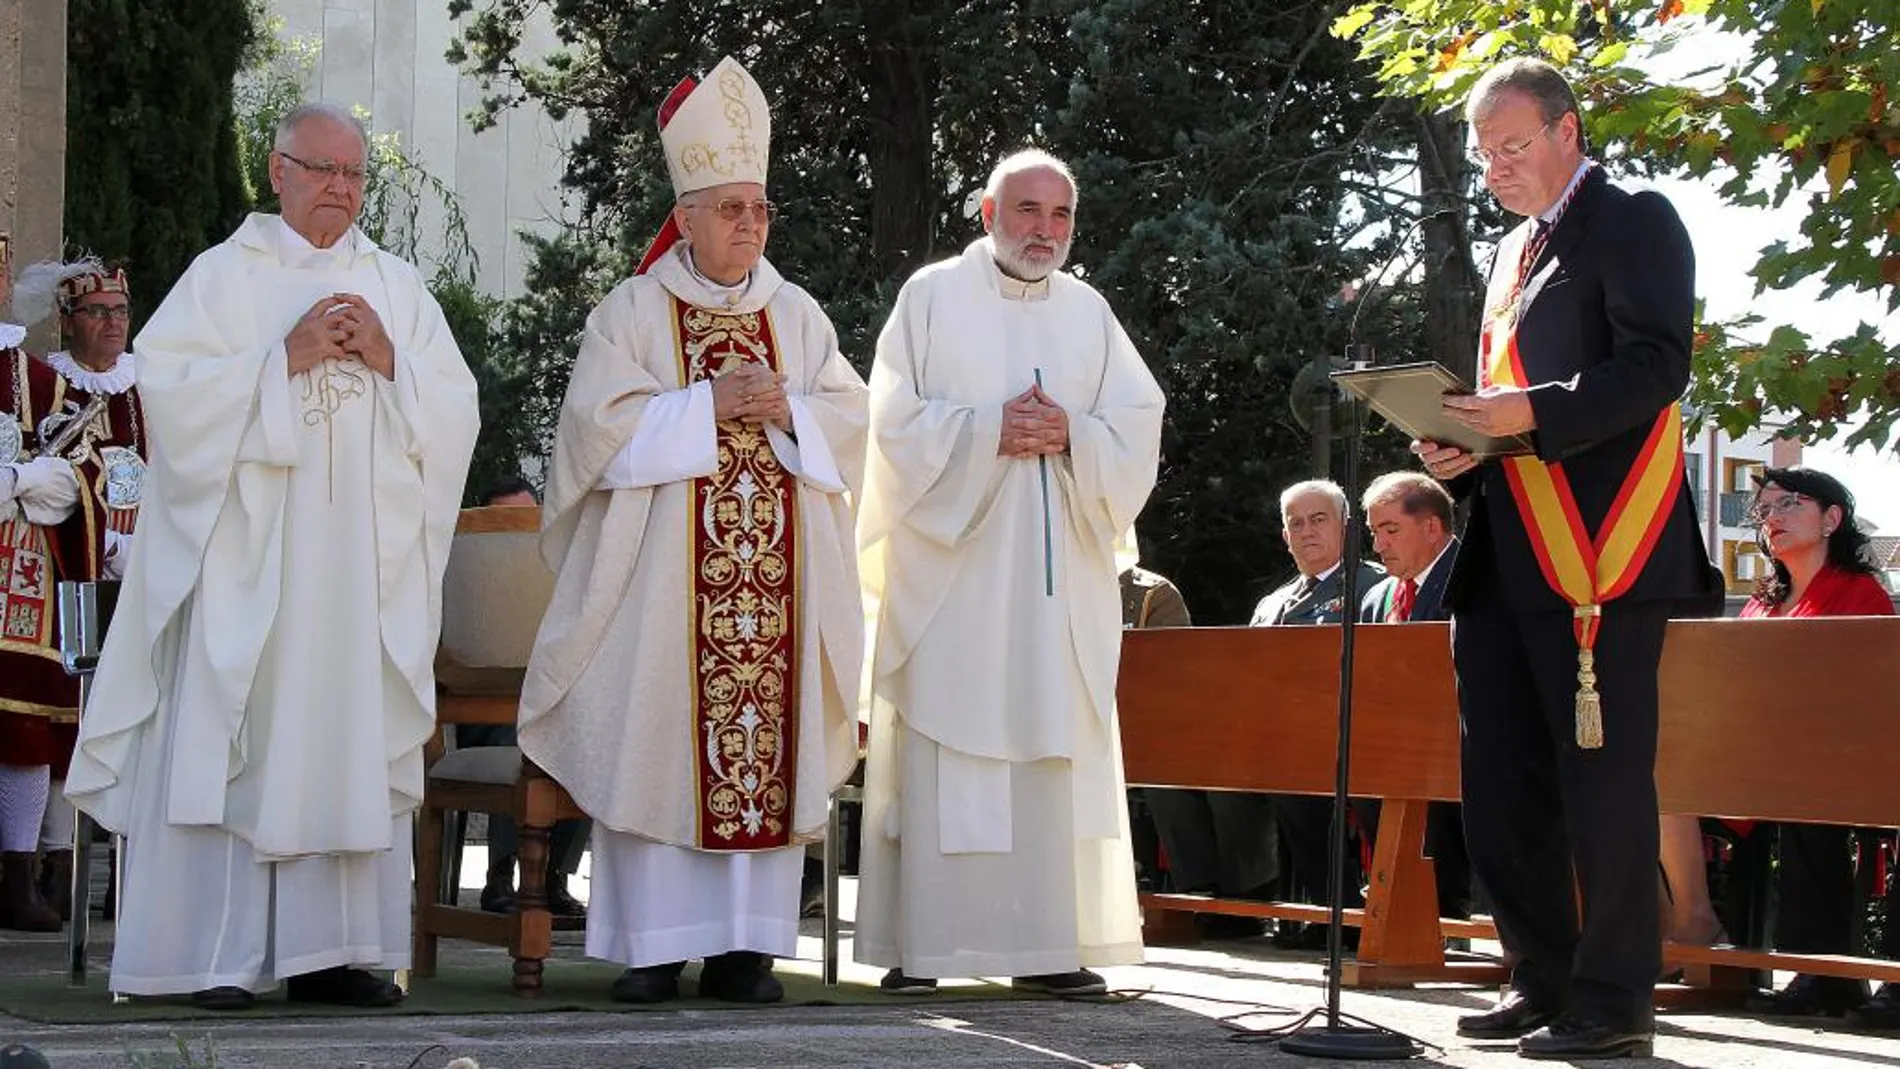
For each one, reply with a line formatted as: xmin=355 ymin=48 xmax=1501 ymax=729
xmin=1479 ymin=210 xmax=1684 ymax=750
xmin=672 ymin=298 xmax=800 ymax=849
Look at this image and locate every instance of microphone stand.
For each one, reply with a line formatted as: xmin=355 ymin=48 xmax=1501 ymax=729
xmin=1278 ymin=343 xmax=1421 ymax=1060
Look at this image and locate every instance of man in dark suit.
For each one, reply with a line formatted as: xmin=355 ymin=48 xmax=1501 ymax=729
xmin=1248 ymin=480 xmax=1383 ymax=943
xmin=1416 ymin=58 xmax=1719 ymax=1059
xmin=1354 ymin=472 xmax=1471 ymax=921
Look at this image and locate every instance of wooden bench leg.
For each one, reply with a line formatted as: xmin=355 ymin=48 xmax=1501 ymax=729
xmin=1341 ymin=798 xmax=1450 ymax=989
xmin=413 ymin=807 xmax=445 ymax=978
xmin=1141 ymin=904 xmax=1202 ymax=947
xmin=512 ymin=800 xmax=554 ymax=998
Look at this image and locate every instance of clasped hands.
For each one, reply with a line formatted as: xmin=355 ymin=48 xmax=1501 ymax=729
xmin=999 ymin=385 xmax=1069 ymax=458
xmin=712 ymin=362 xmax=791 ymax=430
xmin=1415 ymin=386 xmax=1537 ymax=480
xmin=286 ymin=294 xmax=395 ymax=380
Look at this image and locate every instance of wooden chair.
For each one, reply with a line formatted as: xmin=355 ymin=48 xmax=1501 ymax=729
xmin=412 ymin=505 xmax=586 ymax=996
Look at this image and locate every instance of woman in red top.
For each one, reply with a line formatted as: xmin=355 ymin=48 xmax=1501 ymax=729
xmin=1739 ymin=467 xmax=1896 ymax=1028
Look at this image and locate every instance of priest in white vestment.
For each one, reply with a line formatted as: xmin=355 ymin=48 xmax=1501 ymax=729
xmin=65 ymin=103 xmax=479 ymax=1009
xmin=855 ymin=150 xmax=1164 ymax=996
xmin=519 ymin=57 xmax=866 ymax=1005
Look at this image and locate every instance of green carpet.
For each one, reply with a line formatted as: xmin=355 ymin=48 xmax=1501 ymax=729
xmin=0 ymin=959 xmax=1037 ymax=1024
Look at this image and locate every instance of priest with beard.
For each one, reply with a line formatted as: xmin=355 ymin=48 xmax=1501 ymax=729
xmin=855 ymin=150 xmax=1165 ymax=996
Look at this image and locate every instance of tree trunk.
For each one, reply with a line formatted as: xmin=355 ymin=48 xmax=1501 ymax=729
xmin=863 ymin=8 xmax=938 ymax=280
xmin=1416 ymin=110 xmax=1481 ymax=383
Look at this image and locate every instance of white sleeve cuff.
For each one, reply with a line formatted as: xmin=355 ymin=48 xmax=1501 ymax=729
xmin=597 ymin=380 xmax=720 ymax=490
xmin=11 ymin=456 xmax=83 ymax=524
xmin=763 ymin=396 xmax=847 ymax=494
xmin=103 ymin=529 xmax=132 ymax=580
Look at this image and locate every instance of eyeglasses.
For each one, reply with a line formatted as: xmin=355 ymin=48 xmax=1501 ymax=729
xmin=279 ymin=151 xmax=369 ymax=185
xmin=70 ymin=305 xmax=131 ymax=323
xmin=1468 ymin=121 xmax=1554 ymax=167
xmin=1748 ymin=493 xmax=1814 ymax=523
xmin=693 ymin=198 xmax=779 ymax=224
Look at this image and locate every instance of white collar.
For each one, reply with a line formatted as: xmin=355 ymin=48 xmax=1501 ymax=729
xmin=0 ymin=323 xmax=23 ymax=350
xmin=973 ymin=239 xmax=1053 ymax=302
xmin=1405 ymin=538 xmax=1455 ymax=590
xmin=651 ymin=242 xmax=784 ymax=314
xmin=43 ymin=349 xmax=136 ymax=395
xmin=273 ymin=214 xmax=363 ymax=269
xmin=1536 ymin=159 xmax=1595 ymax=225
xmin=1304 ymin=561 xmax=1341 ymax=588
xmin=685 ymin=249 xmax=752 ymax=300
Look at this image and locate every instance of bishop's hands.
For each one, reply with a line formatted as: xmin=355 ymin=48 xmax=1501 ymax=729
xmin=999 ymin=385 xmax=1069 ymax=458
xmin=284 ymin=294 xmax=396 ymax=380
xmin=712 ymin=362 xmax=791 ymax=431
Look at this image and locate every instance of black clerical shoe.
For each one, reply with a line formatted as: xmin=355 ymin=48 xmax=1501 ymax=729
xmin=697 ymin=951 xmax=783 ymax=1003
xmin=1848 ymin=983 xmax=1900 ymax=1030
xmin=879 ymin=968 xmax=938 ymax=995
xmin=189 ymin=985 xmax=256 ymax=1011
xmin=609 ymin=962 xmax=684 ymax=1004
xmin=285 ymin=966 xmax=405 ymax=1008
xmin=546 ymin=873 xmax=586 ymax=918
xmin=1456 ymin=992 xmax=1556 ymax=1039
xmin=478 ymin=879 xmax=516 ymax=914
xmin=1746 ymin=973 xmax=1870 ymax=1017
xmin=1517 ymin=1013 xmax=1653 ymax=1060
xmin=1012 ymin=969 xmax=1108 ymax=996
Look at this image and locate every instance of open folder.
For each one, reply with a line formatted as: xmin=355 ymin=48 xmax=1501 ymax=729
xmin=1331 ymin=361 xmax=1534 ymax=459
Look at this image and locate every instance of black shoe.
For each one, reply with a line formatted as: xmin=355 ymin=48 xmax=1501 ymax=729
xmin=545 ymin=873 xmax=586 ymax=918
xmin=1457 ymin=992 xmax=1557 ymax=1039
xmin=1848 ymin=982 xmax=1900 ymax=1030
xmin=1746 ymin=973 xmax=1870 ymax=1017
xmin=478 ymin=879 xmax=516 ymax=914
xmin=879 ymin=968 xmax=938 ymax=995
xmin=285 ymin=966 xmax=404 ymax=1008
xmin=1012 ymin=969 xmax=1107 ymax=996
xmin=1518 ymin=1013 xmax=1653 ymax=1060
xmin=609 ymin=963 xmax=683 ymax=1003
xmin=190 ymin=986 xmax=256 ymax=1011
xmin=698 ymin=951 xmax=783 ymax=1003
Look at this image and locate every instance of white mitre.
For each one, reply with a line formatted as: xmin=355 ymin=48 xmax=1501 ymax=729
xmin=660 ymin=55 xmax=770 ymax=196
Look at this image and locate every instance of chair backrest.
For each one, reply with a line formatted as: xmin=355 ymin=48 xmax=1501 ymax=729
xmin=439 ymin=506 xmax=551 ymax=670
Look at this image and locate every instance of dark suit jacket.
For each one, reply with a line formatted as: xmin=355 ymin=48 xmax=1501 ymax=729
xmin=1251 ymin=560 xmax=1387 ymax=627
xmin=1446 ymin=167 xmax=1719 ymax=614
xmin=1359 ymin=538 xmax=1459 ymax=624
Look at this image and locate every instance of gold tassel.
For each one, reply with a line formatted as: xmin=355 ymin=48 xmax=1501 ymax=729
xmin=1574 ymin=646 xmax=1603 ymax=749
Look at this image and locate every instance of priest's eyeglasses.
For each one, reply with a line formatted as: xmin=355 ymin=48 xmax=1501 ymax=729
xmin=279 ymin=152 xmax=370 ymax=185
xmin=1468 ymin=121 xmax=1554 ymax=167
xmin=70 ymin=305 xmax=132 ymax=322
xmin=696 ymin=198 xmax=779 ymax=224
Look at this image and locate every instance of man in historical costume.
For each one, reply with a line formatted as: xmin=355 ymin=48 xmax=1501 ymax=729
xmin=1416 ymin=58 xmax=1717 ymax=1059
xmin=65 ymin=102 xmax=480 ymax=1009
xmin=0 ymin=257 xmax=148 ymax=929
xmin=855 ymin=150 xmax=1164 ymax=996
xmin=518 ymin=56 xmax=867 ymax=1006
xmin=1352 ymin=471 xmax=1471 ymax=922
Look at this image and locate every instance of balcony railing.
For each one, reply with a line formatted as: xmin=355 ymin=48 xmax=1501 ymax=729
xmin=1719 ymin=492 xmax=1753 ymax=528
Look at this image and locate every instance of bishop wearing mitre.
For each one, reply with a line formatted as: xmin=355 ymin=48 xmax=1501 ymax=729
xmin=519 ymin=56 xmax=868 ymax=1005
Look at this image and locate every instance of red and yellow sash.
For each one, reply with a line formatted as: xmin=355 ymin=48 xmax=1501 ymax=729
xmin=674 ymin=298 xmax=800 ymax=849
xmin=1481 ymin=221 xmax=1684 ymax=750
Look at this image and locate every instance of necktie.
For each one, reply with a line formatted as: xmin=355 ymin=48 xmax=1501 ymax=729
xmin=1388 ymin=577 xmax=1419 ymax=623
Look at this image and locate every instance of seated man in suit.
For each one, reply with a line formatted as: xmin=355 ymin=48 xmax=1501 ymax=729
xmin=1354 ymin=471 xmax=1471 ymax=920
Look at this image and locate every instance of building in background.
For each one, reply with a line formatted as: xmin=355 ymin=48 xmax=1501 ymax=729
xmin=1684 ymin=421 xmax=1806 ymax=597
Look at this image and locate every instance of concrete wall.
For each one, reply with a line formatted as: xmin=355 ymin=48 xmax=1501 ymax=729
xmin=0 ymin=0 xmax=68 ymax=346
xmin=269 ymin=0 xmax=576 ymax=299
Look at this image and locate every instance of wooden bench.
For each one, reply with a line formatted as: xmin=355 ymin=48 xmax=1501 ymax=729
xmin=1117 ymin=616 xmax=1900 ymax=1002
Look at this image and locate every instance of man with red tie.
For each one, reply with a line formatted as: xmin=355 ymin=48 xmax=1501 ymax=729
xmin=1356 ymin=471 xmax=1469 ymax=920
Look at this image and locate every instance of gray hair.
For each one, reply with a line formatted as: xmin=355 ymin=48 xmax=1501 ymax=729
xmin=1280 ymin=479 xmax=1349 ymax=522
xmin=983 ymin=149 xmax=1078 ymax=207
xmin=1362 ymin=470 xmax=1454 ymax=527
xmin=273 ymin=102 xmax=370 ymax=155
xmin=1466 ymin=57 xmax=1589 ymax=155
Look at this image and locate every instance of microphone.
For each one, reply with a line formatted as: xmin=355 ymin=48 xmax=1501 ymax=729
xmin=1345 ymin=207 xmax=1459 ymax=359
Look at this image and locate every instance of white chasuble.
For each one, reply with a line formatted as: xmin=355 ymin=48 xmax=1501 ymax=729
xmin=66 ymin=213 xmax=479 ymax=993
xmin=521 ymin=244 xmax=865 ymax=966
xmin=854 ymin=238 xmax=1163 ymax=978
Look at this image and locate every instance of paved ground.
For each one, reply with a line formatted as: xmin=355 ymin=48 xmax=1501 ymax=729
xmin=3 ymin=852 xmax=1894 ymax=1068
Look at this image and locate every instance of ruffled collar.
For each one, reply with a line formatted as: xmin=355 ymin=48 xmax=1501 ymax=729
xmin=0 ymin=323 xmax=24 ymax=350
xmin=43 ymin=349 xmax=136 ymax=395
